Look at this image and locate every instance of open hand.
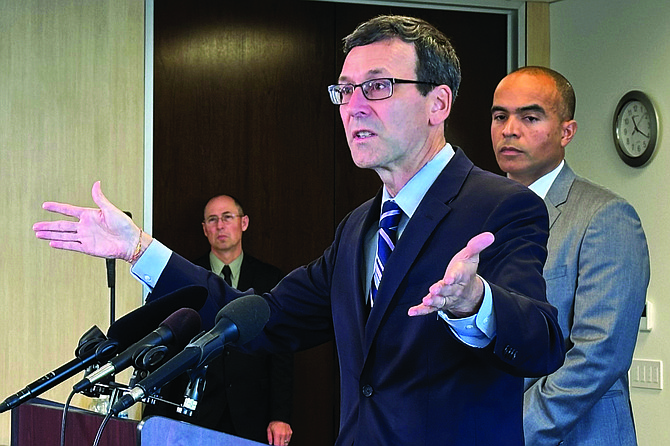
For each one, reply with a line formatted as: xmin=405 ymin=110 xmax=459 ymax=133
xmin=408 ymin=232 xmax=495 ymax=318
xmin=33 ymin=181 xmax=141 ymax=261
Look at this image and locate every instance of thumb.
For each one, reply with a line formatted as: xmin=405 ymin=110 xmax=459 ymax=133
xmin=91 ymin=180 xmax=114 ymax=211
xmin=460 ymin=232 xmax=495 ymax=260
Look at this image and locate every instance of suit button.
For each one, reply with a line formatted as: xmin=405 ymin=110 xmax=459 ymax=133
xmin=503 ymin=345 xmax=518 ymax=360
xmin=361 ymin=385 xmax=373 ymax=397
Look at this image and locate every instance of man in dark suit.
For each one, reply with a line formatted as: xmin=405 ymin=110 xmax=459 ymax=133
xmin=144 ymin=194 xmax=293 ymax=445
xmin=34 ymin=15 xmax=565 ymax=445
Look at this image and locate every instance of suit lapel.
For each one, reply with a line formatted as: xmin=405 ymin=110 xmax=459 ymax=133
xmin=364 ymin=149 xmax=472 ymax=348
xmin=544 ymin=163 xmax=576 ymax=229
xmin=237 ymin=255 xmax=252 ymax=292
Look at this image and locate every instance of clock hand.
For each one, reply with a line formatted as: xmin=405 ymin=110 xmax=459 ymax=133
xmin=631 ymin=116 xmax=641 ymax=135
xmin=632 ymin=116 xmax=649 ymax=138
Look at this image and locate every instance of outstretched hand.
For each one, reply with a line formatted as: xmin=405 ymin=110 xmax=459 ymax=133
xmin=408 ymin=232 xmax=495 ymax=318
xmin=33 ymin=181 xmax=142 ymax=262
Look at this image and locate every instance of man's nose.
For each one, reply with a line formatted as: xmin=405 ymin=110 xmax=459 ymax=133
xmin=343 ymin=86 xmax=371 ymax=116
xmin=502 ymin=117 xmax=520 ymax=137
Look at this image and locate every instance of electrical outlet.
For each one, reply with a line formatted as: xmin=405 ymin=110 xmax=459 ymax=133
xmin=630 ymin=359 xmax=663 ymax=390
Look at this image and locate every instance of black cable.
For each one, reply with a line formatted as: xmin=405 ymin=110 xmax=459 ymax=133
xmin=60 ymin=390 xmax=76 ymax=446
xmin=92 ymin=410 xmax=113 ymax=446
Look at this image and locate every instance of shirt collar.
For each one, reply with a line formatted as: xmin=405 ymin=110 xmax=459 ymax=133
xmin=382 ymin=143 xmax=455 ymax=218
xmin=528 ymin=160 xmax=564 ymax=199
xmin=209 ymin=250 xmax=244 ymax=282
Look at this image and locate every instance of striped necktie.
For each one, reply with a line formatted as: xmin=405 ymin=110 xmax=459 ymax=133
xmin=370 ymin=200 xmax=402 ymax=308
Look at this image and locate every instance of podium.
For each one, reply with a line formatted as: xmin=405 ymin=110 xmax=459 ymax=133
xmin=138 ymin=416 xmax=266 ymax=446
xmin=11 ymin=399 xmax=265 ymax=446
xmin=10 ymin=398 xmax=137 ymax=446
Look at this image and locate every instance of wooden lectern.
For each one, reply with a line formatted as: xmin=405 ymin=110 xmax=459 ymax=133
xmin=10 ymin=398 xmax=137 ymax=446
xmin=11 ymin=399 xmax=265 ymax=446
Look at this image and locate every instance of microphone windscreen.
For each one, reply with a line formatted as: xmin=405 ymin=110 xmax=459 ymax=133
xmin=216 ymin=295 xmax=270 ymax=345
xmin=107 ymin=285 xmax=207 ymax=350
xmin=161 ymin=308 xmax=202 ymax=349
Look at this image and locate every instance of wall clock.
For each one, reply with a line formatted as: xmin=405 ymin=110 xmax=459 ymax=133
xmin=613 ymin=90 xmax=658 ymax=167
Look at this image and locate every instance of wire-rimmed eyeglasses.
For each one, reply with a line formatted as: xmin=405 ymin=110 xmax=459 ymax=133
xmin=204 ymin=213 xmax=243 ymax=226
xmin=327 ymin=78 xmax=438 ymax=105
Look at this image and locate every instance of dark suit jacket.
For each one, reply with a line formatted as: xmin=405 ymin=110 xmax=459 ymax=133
xmin=144 ymin=253 xmax=292 ymax=444
xmin=149 ymin=149 xmax=565 ymax=445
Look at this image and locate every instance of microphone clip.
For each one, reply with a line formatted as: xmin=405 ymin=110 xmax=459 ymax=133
xmin=177 ymin=365 xmax=208 ymax=417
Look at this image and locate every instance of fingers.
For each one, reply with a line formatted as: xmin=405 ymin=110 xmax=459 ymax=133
xmin=38 ymin=181 xmax=107 ymax=220
xmin=267 ymin=422 xmax=292 ymax=445
xmin=408 ymin=300 xmax=439 ymax=316
xmin=408 ymin=287 xmax=449 ymax=317
xmin=34 ymin=230 xmax=81 ymax=242
xmin=33 ymin=221 xmax=81 ymax=244
xmin=41 ymin=201 xmax=85 ymax=219
xmin=48 ymin=240 xmax=86 ymax=253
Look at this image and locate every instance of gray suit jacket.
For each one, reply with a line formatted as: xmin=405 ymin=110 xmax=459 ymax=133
xmin=524 ymin=163 xmax=650 ymax=445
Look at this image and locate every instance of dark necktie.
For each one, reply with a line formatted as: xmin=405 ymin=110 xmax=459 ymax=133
xmin=222 ymin=264 xmax=232 ymax=286
xmin=369 ymin=200 xmax=402 ymax=308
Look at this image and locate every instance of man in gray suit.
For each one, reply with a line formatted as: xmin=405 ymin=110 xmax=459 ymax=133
xmin=490 ymin=66 xmax=650 ymax=445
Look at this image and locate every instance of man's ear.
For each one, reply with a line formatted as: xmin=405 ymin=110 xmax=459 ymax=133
xmin=428 ymin=85 xmax=452 ymax=127
xmin=561 ymin=119 xmax=578 ymax=147
xmin=241 ymin=215 xmax=250 ymax=232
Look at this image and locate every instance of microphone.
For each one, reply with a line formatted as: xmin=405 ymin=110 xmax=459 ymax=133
xmin=0 ymin=285 xmax=208 ymax=413
xmin=0 ymin=330 xmax=119 ymax=413
xmin=72 ymin=308 xmax=202 ymax=393
xmin=110 ymin=294 xmax=270 ymax=415
xmin=77 ymin=325 xmax=109 ymax=359
xmin=106 ymin=285 xmax=207 ymax=342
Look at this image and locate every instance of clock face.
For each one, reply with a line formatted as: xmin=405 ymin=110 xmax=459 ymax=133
xmin=616 ymin=100 xmax=651 ymax=157
xmin=613 ymin=90 xmax=658 ymax=167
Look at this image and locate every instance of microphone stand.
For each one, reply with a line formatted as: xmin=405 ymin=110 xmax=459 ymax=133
xmin=106 ymin=259 xmax=116 ymax=326
xmin=96 ymin=210 xmax=132 ymax=413
xmin=106 ymin=211 xmax=133 ymax=326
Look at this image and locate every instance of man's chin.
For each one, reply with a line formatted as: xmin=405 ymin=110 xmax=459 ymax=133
xmin=350 ymin=151 xmax=381 ymax=170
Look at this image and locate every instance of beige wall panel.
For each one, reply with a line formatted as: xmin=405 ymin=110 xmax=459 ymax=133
xmin=0 ymin=0 xmax=145 ymax=443
xmin=526 ymin=2 xmax=550 ymax=67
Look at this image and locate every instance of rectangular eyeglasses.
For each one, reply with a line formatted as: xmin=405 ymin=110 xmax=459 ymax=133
xmin=327 ymin=78 xmax=438 ymax=105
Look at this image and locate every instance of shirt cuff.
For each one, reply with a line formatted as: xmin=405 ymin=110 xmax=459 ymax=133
xmin=129 ymin=239 xmax=172 ymax=289
xmin=438 ymin=277 xmax=496 ymax=348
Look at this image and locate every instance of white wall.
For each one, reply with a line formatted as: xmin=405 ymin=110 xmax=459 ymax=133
xmin=550 ymin=0 xmax=670 ymax=444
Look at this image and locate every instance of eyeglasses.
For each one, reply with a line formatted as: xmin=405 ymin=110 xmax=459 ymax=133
xmin=204 ymin=213 xmax=243 ymax=226
xmin=327 ymin=78 xmax=438 ymax=105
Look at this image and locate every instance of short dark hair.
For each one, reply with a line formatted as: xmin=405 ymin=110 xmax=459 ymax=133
xmin=513 ymin=66 xmax=576 ymax=120
xmin=343 ymin=15 xmax=461 ymax=103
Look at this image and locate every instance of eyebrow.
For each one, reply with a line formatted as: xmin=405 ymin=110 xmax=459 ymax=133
xmin=205 ymin=211 xmax=235 ymax=218
xmin=338 ymin=68 xmax=386 ymax=84
xmin=491 ymin=104 xmax=547 ymax=115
